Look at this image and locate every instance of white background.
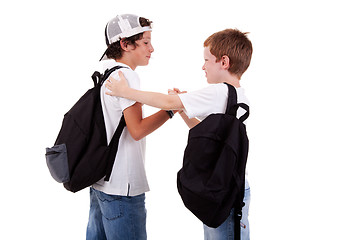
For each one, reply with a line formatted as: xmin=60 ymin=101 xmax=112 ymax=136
xmin=1 ymin=0 xmax=359 ymax=239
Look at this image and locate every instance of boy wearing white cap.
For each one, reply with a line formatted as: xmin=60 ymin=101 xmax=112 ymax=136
xmin=86 ymin=14 xmax=174 ymax=240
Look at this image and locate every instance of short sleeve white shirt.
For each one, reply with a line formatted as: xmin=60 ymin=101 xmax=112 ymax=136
xmin=178 ymin=83 xmax=250 ymax=121
xmin=92 ymin=61 xmax=149 ymax=196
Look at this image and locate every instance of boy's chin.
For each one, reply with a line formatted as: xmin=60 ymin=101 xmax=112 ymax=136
xmin=140 ymin=61 xmax=150 ymax=66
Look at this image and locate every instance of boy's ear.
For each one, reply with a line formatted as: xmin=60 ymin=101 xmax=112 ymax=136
xmin=221 ymin=55 xmax=230 ymax=70
xmin=120 ymin=40 xmax=128 ymax=51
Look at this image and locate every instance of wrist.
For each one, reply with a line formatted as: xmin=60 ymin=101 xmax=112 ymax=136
xmin=166 ymin=110 xmax=174 ymax=119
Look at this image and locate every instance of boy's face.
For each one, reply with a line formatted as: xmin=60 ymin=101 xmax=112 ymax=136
xmin=202 ymin=47 xmax=223 ymax=84
xmin=130 ymin=31 xmax=154 ymax=66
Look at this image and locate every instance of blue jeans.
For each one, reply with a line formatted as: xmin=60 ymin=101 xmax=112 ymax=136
xmin=203 ymin=181 xmax=251 ymax=240
xmin=86 ymin=188 xmax=147 ymax=240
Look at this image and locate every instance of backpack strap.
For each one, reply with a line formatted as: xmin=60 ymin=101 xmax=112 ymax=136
xmin=234 ymin=182 xmax=245 ymax=240
xmin=224 ymin=83 xmax=250 ymax=123
xmin=101 ymin=66 xmax=123 ymax=85
xmin=91 ymin=65 xmax=127 ymax=182
xmin=91 ymin=65 xmax=123 ymax=87
xmin=104 ymin=114 xmax=126 ymax=181
xmin=238 ymin=103 xmax=250 ymax=123
xmin=91 ymin=71 xmax=102 ymax=87
xmin=225 ymin=83 xmax=238 ymax=116
xmin=233 ymin=167 xmax=246 ymax=240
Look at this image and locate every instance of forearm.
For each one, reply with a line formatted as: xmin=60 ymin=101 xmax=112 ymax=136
xmin=128 ymin=110 xmax=171 ymax=141
xmin=179 ymin=111 xmax=200 ymax=129
xmin=123 ymin=102 xmax=173 ymax=141
xmin=123 ymin=87 xmax=183 ymax=110
xmin=141 ymin=110 xmax=173 ymax=137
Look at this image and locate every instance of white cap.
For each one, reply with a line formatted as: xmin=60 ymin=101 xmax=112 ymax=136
xmin=100 ymin=14 xmax=152 ymax=61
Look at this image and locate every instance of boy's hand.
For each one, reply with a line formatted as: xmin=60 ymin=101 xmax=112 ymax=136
xmin=168 ymin=88 xmax=187 ymax=95
xmin=105 ymin=71 xmax=129 ymax=97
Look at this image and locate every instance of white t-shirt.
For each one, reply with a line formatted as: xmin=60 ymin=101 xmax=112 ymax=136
xmin=92 ymin=61 xmax=149 ymax=196
xmin=179 ymin=83 xmax=249 ymax=122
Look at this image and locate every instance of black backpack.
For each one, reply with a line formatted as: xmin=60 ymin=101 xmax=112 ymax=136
xmin=45 ymin=66 xmax=126 ymax=193
xmin=177 ymin=83 xmax=249 ymax=239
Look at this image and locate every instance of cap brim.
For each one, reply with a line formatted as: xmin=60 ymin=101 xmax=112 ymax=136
xmin=99 ymin=50 xmax=109 ymax=61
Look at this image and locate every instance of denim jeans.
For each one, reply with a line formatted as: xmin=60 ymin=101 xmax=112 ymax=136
xmin=203 ymin=180 xmax=251 ymax=240
xmin=86 ymin=188 xmax=147 ymax=240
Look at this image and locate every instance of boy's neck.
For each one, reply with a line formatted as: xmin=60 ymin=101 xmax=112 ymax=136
xmin=115 ymin=57 xmax=137 ymax=71
xmin=222 ymin=74 xmax=241 ymax=88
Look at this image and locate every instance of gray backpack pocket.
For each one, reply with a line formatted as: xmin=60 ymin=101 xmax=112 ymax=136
xmin=45 ymin=144 xmax=70 ymax=183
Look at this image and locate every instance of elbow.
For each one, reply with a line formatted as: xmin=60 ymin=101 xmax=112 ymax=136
xmin=162 ymin=96 xmax=180 ymax=110
xmin=130 ymin=132 xmax=144 ymax=141
xmin=126 ymin=122 xmax=147 ymax=141
xmin=132 ymin=135 xmax=144 ymax=141
xmin=128 ymin=129 xmax=145 ymax=141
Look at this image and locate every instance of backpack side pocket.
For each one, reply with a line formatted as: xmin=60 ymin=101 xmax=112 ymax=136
xmin=45 ymin=144 xmax=70 ymax=183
